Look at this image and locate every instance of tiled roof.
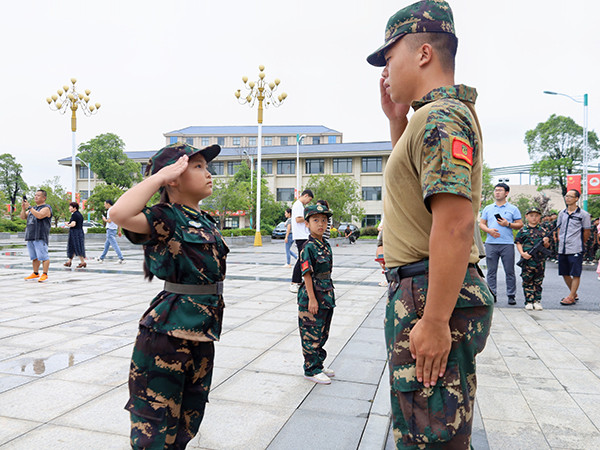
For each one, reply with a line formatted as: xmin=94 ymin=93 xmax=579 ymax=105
xmin=164 ymin=125 xmax=341 ymax=136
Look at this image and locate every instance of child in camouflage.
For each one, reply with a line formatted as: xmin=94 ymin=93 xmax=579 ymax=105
xmin=297 ymin=204 xmax=336 ymax=384
xmin=515 ymin=207 xmax=551 ymax=310
xmin=110 ymin=142 xmax=228 ymax=449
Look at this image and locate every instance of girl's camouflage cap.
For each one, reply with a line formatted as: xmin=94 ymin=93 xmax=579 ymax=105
xmin=146 ymin=142 xmax=221 ymax=176
xmin=367 ymin=0 xmax=455 ymax=67
xmin=304 ymin=204 xmax=333 ymax=220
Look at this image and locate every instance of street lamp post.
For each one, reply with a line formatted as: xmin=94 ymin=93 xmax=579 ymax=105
xmin=296 ymin=134 xmax=306 ymax=199
xmin=543 ymin=90 xmax=589 ymax=211
xmin=235 ymin=65 xmax=287 ymax=246
xmin=47 ymin=78 xmax=100 ymax=202
xmin=242 ymin=149 xmax=254 ymax=228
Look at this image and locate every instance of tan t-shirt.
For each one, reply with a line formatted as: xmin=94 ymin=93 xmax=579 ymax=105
xmin=383 ymin=85 xmax=483 ymax=268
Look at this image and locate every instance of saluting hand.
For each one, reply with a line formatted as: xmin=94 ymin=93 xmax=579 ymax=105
xmin=157 ymin=155 xmax=189 ymax=185
xmin=379 ymin=77 xmax=410 ymax=122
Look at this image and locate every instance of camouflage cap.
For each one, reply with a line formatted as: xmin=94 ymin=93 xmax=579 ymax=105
xmin=146 ymin=142 xmax=221 ymax=176
xmin=304 ymin=204 xmax=333 ymax=220
xmin=526 ymin=207 xmax=542 ymax=215
xmin=367 ymin=0 xmax=455 ymax=67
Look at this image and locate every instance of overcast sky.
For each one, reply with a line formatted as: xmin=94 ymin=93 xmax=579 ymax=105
xmin=1 ymin=0 xmax=599 ymax=189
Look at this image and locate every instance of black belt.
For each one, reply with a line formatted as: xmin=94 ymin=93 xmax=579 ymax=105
xmin=163 ymin=281 xmax=223 ymax=295
xmin=313 ymin=272 xmax=331 ymax=280
xmin=386 ymin=260 xmax=477 ymax=282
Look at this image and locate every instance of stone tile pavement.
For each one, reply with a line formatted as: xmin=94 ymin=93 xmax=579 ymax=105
xmin=0 ymin=234 xmax=599 ymax=449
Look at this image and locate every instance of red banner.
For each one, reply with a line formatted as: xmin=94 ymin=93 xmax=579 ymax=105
xmin=588 ymin=173 xmax=600 ymax=195
xmin=566 ymin=174 xmax=581 ymax=193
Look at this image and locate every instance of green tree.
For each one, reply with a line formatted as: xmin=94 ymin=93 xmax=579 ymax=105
xmin=78 ymin=133 xmax=142 ymax=188
xmin=511 ymin=193 xmax=552 ymax=219
xmin=307 ymin=174 xmax=364 ymax=227
xmin=481 ymin=162 xmax=494 ymax=207
xmin=525 ymin=114 xmax=599 ymax=195
xmin=87 ymin=184 xmax=125 ymax=222
xmin=201 ymin=177 xmax=250 ymax=229
xmin=588 ymin=196 xmax=600 ymax=219
xmin=39 ymin=177 xmax=70 ymax=226
xmin=0 ymin=153 xmax=28 ymax=216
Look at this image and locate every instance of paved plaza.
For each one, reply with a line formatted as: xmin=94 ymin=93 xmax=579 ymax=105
xmin=0 ymin=233 xmax=599 ymax=449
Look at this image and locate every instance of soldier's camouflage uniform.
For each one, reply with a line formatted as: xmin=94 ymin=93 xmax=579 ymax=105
xmin=298 ymin=235 xmax=335 ymax=376
xmin=515 ymin=224 xmax=549 ymax=304
xmin=124 ymin=203 xmax=228 ymax=449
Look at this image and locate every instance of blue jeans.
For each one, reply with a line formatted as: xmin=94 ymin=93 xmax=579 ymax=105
xmin=285 ymin=238 xmax=297 ymax=265
xmin=485 ymin=243 xmax=516 ymax=297
xmin=100 ymin=228 xmax=123 ymax=260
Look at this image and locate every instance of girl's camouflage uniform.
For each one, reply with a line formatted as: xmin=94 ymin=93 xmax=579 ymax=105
xmin=515 ymin=224 xmax=548 ymax=304
xmin=124 ymin=203 xmax=228 ymax=449
xmin=297 ymin=235 xmax=335 ymax=376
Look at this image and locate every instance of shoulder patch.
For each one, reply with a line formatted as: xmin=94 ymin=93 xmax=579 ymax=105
xmin=301 ymin=261 xmax=309 ymax=272
xmin=452 ymin=137 xmax=473 ymax=166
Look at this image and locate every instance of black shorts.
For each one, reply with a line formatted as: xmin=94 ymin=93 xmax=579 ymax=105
xmin=558 ymin=253 xmax=583 ymax=277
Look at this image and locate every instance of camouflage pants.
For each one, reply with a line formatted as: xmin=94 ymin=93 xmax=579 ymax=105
xmin=385 ymin=269 xmax=493 ymax=449
xmin=298 ymin=306 xmax=334 ymax=376
xmin=125 ymin=326 xmax=214 ymax=449
xmin=520 ymin=262 xmax=545 ymax=303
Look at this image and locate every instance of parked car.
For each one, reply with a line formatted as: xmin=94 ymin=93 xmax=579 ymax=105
xmin=272 ymin=221 xmax=287 ymax=239
xmin=338 ymin=223 xmax=360 ymax=239
xmin=82 ymin=220 xmax=101 ymax=233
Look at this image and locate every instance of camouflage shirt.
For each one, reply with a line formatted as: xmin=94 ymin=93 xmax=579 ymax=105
xmin=298 ymin=235 xmax=335 ymax=309
xmin=125 ymin=203 xmax=229 ymax=341
xmin=514 ymin=224 xmax=548 ymax=267
xmin=383 ymin=84 xmax=484 ymax=269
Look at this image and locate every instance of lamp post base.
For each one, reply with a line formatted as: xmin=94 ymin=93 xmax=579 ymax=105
xmin=253 ymin=231 xmax=263 ymax=247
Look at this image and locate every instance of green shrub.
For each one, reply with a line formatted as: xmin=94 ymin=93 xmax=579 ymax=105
xmin=262 ymin=224 xmax=274 ymax=236
xmin=360 ymin=226 xmax=379 ymax=236
xmin=50 ymin=227 xmax=69 ymax=234
xmin=0 ymin=218 xmax=26 ymax=232
xmin=87 ymin=227 xmax=106 ymax=234
xmin=330 ymin=229 xmax=339 ymax=238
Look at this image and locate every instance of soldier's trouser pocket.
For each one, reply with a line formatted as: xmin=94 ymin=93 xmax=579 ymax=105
xmin=391 ymin=360 xmax=467 ymax=447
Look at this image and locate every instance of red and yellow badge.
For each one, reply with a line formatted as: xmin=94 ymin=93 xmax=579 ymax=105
xmin=301 ymin=261 xmax=309 ymax=272
xmin=451 ymin=137 xmax=473 ymax=168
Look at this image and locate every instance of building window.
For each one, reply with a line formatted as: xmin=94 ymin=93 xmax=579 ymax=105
xmin=362 ymin=186 xmax=382 ymax=201
xmin=264 ymin=136 xmax=272 ymax=146
xmin=254 ymin=160 xmax=272 ymax=174
xmin=362 ymin=157 xmax=382 ymax=173
xmin=80 ymin=191 xmax=90 ymax=200
xmin=313 ymin=136 xmax=320 ymax=145
xmin=228 ymin=161 xmax=241 ymax=175
xmin=208 ymin=161 xmax=224 ymax=175
xmin=201 ymin=137 xmax=210 ymax=146
xmin=280 ymin=136 xmax=288 ymax=146
xmin=362 ymin=214 xmax=381 ymax=227
xmin=249 ymin=137 xmax=257 ymax=146
xmin=305 ymin=159 xmax=324 ymax=174
xmin=79 ymin=165 xmax=94 ymax=179
xmin=328 ymin=135 xmax=337 ymax=144
xmin=224 ymin=217 xmax=239 ymax=229
xmin=185 ymin=137 xmax=194 ymax=145
xmin=217 ymin=137 xmax=225 ymax=146
xmin=277 ymin=188 xmax=295 ymax=202
xmin=170 ymin=136 xmax=177 ymax=144
xmin=277 ymin=159 xmax=296 ymax=175
xmin=233 ymin=137 xmax=240 ymax=146
xmin=333 ymin=158 xmax=352 ymax=173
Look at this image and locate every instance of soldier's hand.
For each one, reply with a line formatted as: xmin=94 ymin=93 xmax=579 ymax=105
xmin=522 ymin=252 xmax=532 ymax=260
xmin=379 ymin=77 xmax=410 ymax=122
xmin=543 ymin=237 xmax=550 ymax=247
xmin=157 ymin=155 xmax=189 ymax=185
xmin=409 ymin=317 xmax=451 ymax=388
xmin=308 ymin=298 xmax=318 ymax=315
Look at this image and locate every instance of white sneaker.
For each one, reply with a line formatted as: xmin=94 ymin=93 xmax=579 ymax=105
xmin=525 ymin=303 xmax=534 ymax=310
xmin=118 ymin=259 xmax=125 ymax=264
xmin=96 ymin=257 xmax=104 ymax=263
xmin=304 ymin=372 xmax=331 ymax=384
xmin=289 ymin=284 xmax=299 ymax=293
xmin=322 ymin=367 xmax=335 ymax=377
xmin=533 ymin=302 xmax=543 ymax=311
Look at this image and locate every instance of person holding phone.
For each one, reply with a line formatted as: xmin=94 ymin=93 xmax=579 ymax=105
xmin=479 ymin=183 xmax=523 ymax=304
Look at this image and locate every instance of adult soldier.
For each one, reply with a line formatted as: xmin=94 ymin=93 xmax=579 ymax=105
xmin=367 ymin=1 xmax=494 ymax=448
xmin=20 ymin=189 xmax=53 ymax=282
